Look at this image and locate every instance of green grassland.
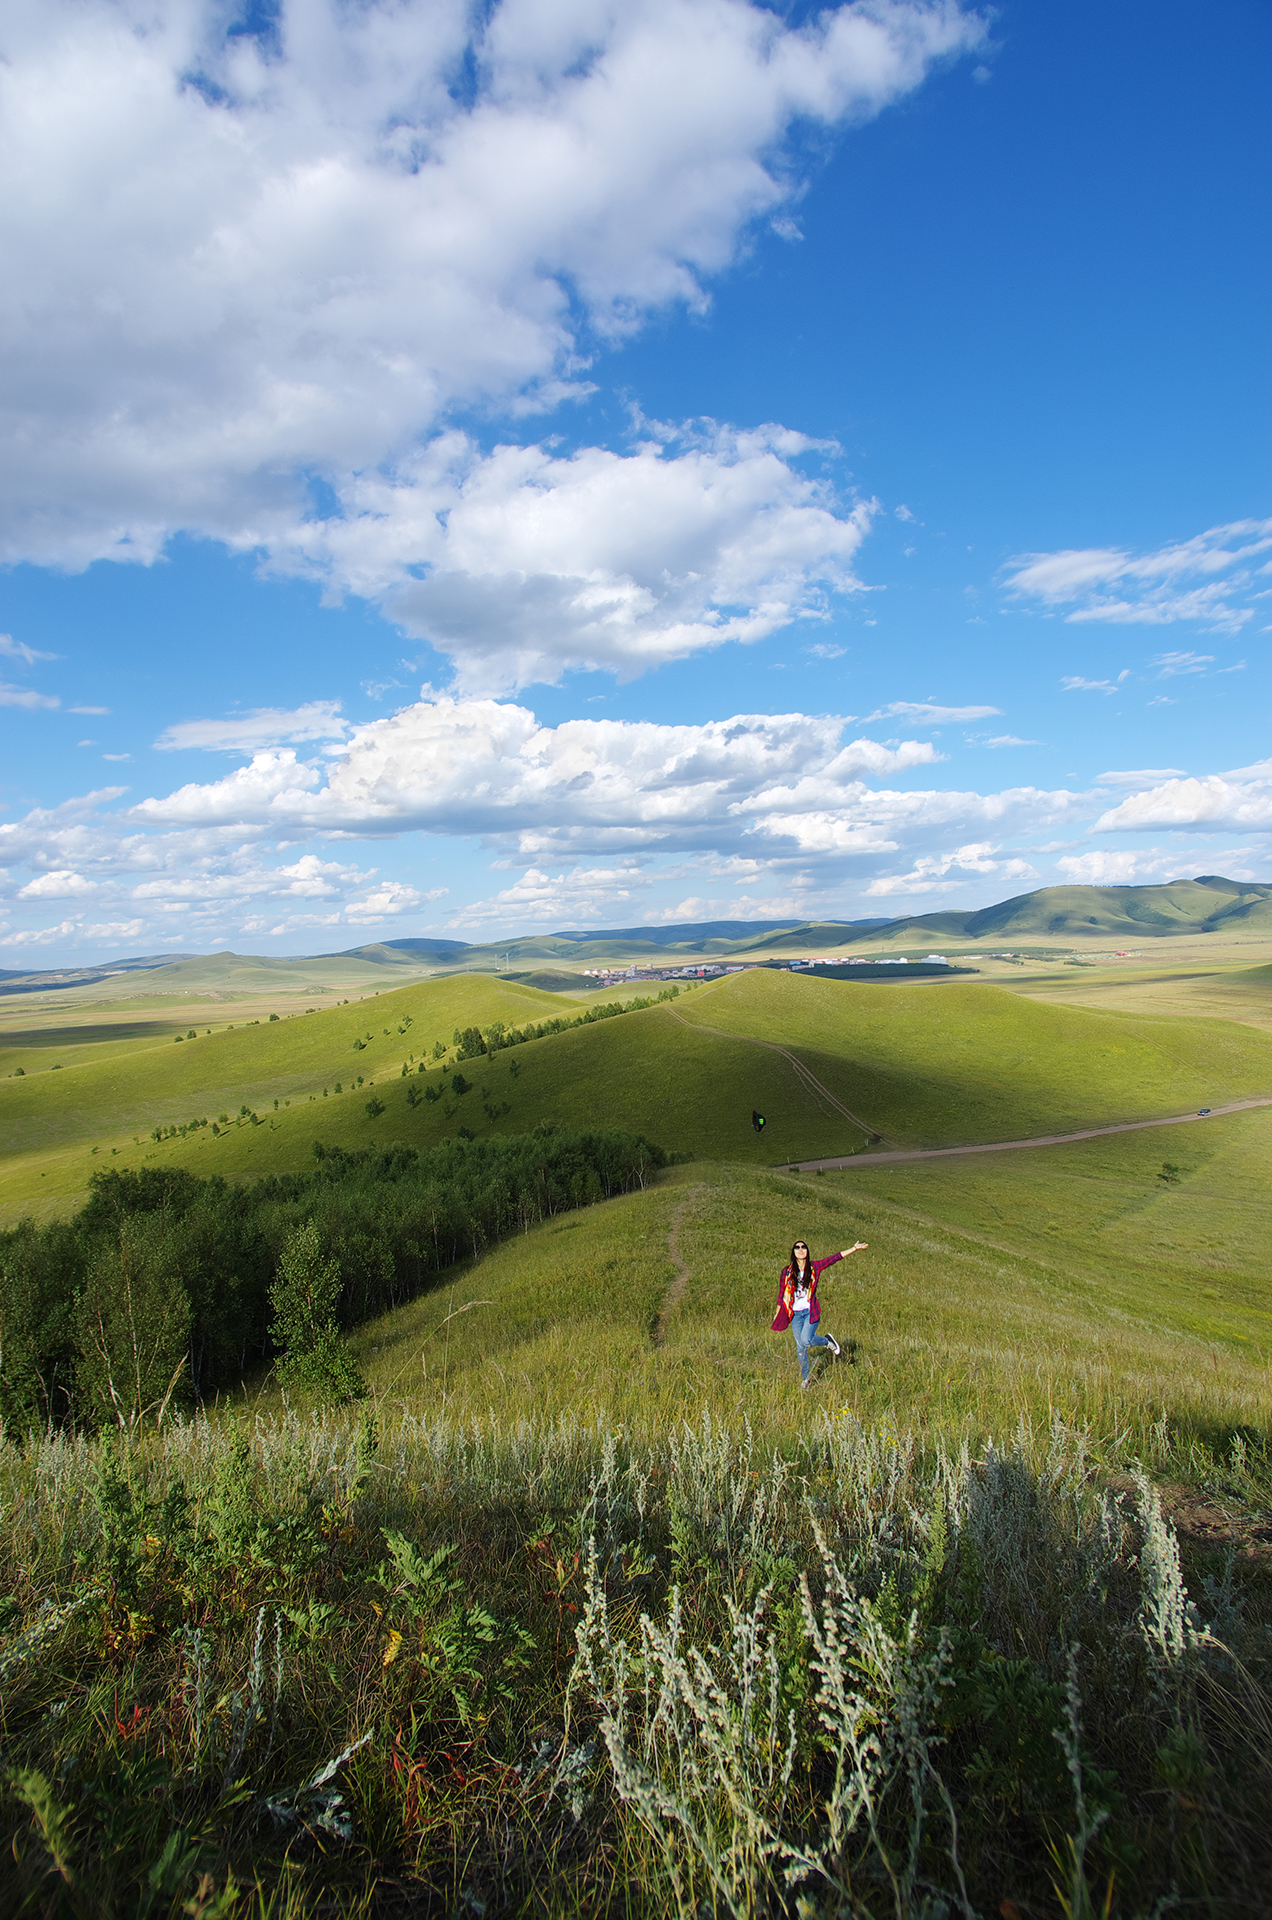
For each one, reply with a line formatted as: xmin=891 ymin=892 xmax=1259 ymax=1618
xmin=1017 ymin=954 xmax=1272 ymax=1033
xmin=675 ymin=968 xmax=1272 ymax=1139
xmin=4 ymin=942 xmax=1272 ymax=1915
xmin=0 ymin=973 xmax=593 ymax=1219
xmin=5 ymin=966 xmax=1272 ymax=1223
xmin=4 ymin=954 xmax=1270 ymax=1436
xmin=333 ymin=1109 xmax=1271 ymax=1448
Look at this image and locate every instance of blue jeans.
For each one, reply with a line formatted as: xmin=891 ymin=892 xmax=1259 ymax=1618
xmin=791 ymin=1310 xmax=831 ymax=1382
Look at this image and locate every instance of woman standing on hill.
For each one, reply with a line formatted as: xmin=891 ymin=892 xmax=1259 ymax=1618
xmin=771 ymin=1238 xmax=867 ymax=1390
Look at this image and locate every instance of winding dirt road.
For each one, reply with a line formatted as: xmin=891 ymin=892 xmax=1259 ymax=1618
xmin=780 ymin=1096 xmax=1272 ymax=1173
xmin=665 ymin=1003 xmax=1272 ymax=1174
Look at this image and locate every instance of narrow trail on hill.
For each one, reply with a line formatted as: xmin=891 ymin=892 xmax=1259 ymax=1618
xmin=653 ymin=1182 xmax=708 ymax=1347
xmin=666 ymin=1009 xmax=893 ymax=1144
xmin=784 ymin=1095 xmax=1272 ymax=1173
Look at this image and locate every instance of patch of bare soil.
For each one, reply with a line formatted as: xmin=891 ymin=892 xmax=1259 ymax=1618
xmin=1111 ymin=1473 xmax=1272 ymax=1566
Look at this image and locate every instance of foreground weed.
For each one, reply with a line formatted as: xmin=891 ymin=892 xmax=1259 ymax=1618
xmin=0 ymin=1405 xmax=1267 ymax=1916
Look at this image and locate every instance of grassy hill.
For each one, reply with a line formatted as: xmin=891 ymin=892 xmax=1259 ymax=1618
xmin=673 ymin=967 xmax=1272 ymax=1141
xmin=717 ymin=875 xmax=1272 ymax=951
xmin=2 ymin=948 xmax=1271 ymax=1917
xmin=0 ymin=972 xmax=587 ymax=1217
xmin=5 ymin=963 xmax=1271 ymax=1224
xmin=347 ymin=1106 xmax=1272 ymax=1442
xmin=959 ymin=872 xmax=1272 ymax=939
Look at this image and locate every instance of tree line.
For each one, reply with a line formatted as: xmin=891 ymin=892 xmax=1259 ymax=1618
xmin=0 ymin=1126 xmax=668 ymax=1433
xmin=447 ymin=984 xmax=685 ymax=1063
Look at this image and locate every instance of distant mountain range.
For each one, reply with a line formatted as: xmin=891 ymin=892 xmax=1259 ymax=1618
xmin=2 ymin=874 xmax=1269 ymax=996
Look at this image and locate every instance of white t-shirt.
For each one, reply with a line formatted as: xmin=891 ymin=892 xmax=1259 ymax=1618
xmin=792 ymin=1273 xmax=811 ymax=1312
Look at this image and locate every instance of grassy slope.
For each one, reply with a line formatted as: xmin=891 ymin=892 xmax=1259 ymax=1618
xmin=0 ymin=1018 xmax=197 ymax=1075
xmin=1014 ymin=956 xmax=1272 ymax=1033
xmin=330 ymin=1105 xmax=1272 ymax=1448
xmin=0 ymin=974 xmax=586 ymax=1219
xmin=674 ymin=968 xmax=1272 ymax=1144
xmin=6 ymin=964 xmax=1272 ymax=1222
xmin=48 ymin=997 xmax=849 ymax=1202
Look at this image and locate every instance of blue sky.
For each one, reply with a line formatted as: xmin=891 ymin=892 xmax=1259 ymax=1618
xmin=1 ymin=0 xmax=1268 ymax=959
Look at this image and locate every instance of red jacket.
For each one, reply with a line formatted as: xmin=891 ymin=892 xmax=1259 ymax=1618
xmin=771 ymin=1251 xmax=842 ymax=1331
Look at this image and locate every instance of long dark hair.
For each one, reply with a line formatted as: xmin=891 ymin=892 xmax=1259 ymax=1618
xmin=789 ymin=1239 xmax=811 ymax=1277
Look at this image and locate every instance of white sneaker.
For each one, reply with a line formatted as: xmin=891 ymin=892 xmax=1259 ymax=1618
xmin=824 ymin=1334 xmax=841 ymax=1357
xmin=800 ymin=1376 xmax=810 ymax=1392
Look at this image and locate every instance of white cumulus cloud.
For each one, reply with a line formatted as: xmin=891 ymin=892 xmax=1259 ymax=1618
xmin=16 ymin=870 xmax=97 ymax=900
xmin=1093 ymin=762 xmax=1272 ymax=834
xmin=132 ymin=696 xmax=951 ymax=855
xmin=262 ymin=426 xmax=876 ymax=689
xmin=0 ymin=0 xmax=983 ymax=570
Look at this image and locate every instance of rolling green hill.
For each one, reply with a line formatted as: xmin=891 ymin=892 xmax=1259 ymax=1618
xmin=6 ymin=962 xmax=1271 ymax=1224
xmin=673 ymin=967 xmax=1272 ymax=1142
xmin=350 ymin=1107 xmax=1272 ymax=1440
xmin=860 ymin=873 xmax=1272 ymax=946
xmin=5 ymin=873 xmax=1270 ymax=1014
xmin=0 ymin=972 xmax=587 ymax=1216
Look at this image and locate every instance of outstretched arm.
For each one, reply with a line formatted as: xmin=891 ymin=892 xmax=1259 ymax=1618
xmin=840 ymin=1242 xmax=868 ymax=1256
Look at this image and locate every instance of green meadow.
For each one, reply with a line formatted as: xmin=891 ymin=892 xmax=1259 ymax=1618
xmin=2 ymin=961 xmax=1271 ymax=1915
xmin=5 ymin=965 xmax=1271 ymax=1222
xmin=342 ymin=1107 xmax=1272 ymax=1446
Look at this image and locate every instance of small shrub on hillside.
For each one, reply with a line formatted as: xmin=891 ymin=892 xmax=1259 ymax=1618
xmin=269 ymin=1219 xmax=366 ymax=1403
xmin=75 ymin=1216 xmax=192 ymax=1428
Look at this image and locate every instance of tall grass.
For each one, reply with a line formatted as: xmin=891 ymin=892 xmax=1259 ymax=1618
xmin=1 ymin=1403 xmax=1268 ymax=1916
xmin=344 ymin=1145 xmax=1272 ymax=1462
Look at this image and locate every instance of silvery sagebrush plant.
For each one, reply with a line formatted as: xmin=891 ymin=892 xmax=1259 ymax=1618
xmin=570 ymin=1515 xmax=974 ymax=1920
xmin=783 ymin=1522 xmax=972 ymax=1920
xmin=1133 ymin=1473 xmax=1210 ymax=1668
xmin=570 ymin=1538 xmax=798 ymax=1919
